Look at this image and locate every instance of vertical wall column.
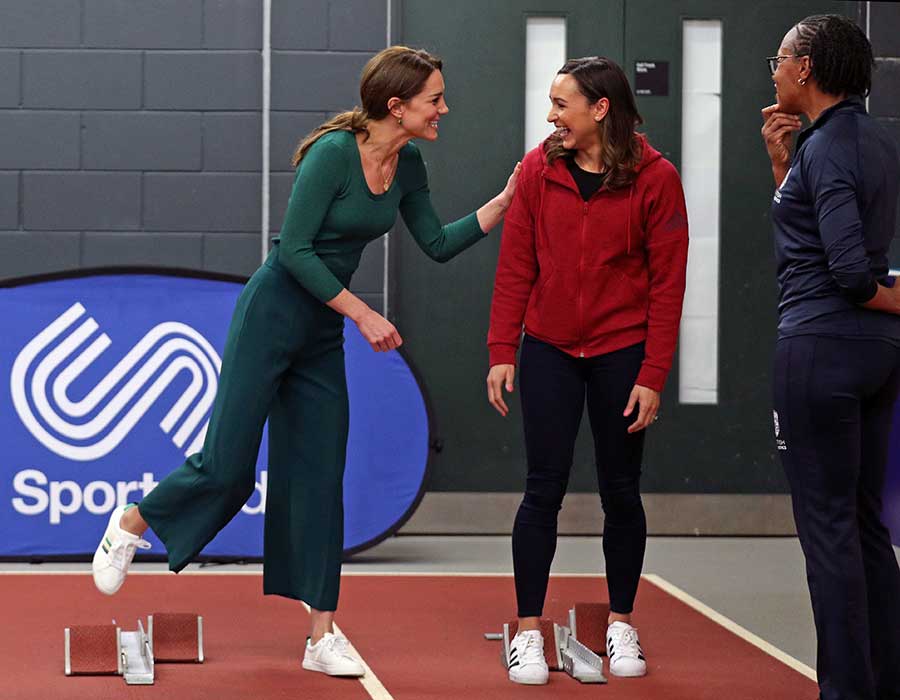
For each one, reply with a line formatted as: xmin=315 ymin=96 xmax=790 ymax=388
xmin=261 ymin=0 xmax=272 ymax=263
xmin=679 ymin=19 xmax=722 ymax=404
xmin=525 ymin=17 xmax=566 ymax=152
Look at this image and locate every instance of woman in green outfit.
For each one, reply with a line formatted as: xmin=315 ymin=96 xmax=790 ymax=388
xmin=91 ymin=46 xmax=520 ymax=677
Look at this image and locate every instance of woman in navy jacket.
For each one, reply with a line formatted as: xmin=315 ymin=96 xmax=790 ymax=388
xmin=761 ymin=14 xmax=900 ymax=700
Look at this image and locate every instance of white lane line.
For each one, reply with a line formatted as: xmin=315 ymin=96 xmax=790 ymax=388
xmin=643 ymin=573 xmax=817 ymax=681
xmin=299 ymin=601 xmax=394 ymax=700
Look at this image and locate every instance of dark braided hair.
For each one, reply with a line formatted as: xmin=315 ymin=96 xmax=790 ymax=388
xmin=791 ymin=14 xmax=874 ymax=97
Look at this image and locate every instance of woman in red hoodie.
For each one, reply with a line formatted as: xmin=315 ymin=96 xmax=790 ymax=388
xmin=487 ymin=57 xmax=688 ymax=685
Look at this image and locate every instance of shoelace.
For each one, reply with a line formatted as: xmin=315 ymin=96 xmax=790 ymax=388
xmin=324 ymin=635 xmax=356 ymax=661
xmin=518 ymin=633 xmax=545 ymax=665
xmin=109 ymin=536 xmax=151 ymax=570
xmin=610 ymin=627 xmax=642 ymax=659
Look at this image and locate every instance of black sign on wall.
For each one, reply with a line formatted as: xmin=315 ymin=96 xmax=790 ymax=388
xmin=635 ymin=60 xmax=669 ymax=96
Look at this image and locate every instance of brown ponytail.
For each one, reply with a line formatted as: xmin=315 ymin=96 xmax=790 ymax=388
xmin=291 ymin=108 xmax=370 ymax=167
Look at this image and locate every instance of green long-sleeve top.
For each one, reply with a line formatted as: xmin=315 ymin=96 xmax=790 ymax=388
xmin=273 ymin=129 xmax=485 ymax=303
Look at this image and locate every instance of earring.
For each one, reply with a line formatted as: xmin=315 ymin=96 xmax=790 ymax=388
xmin=798 ymin=78 xmax=807 ymax=86
xmin=398 ymin=117 xmax=403 ymax=125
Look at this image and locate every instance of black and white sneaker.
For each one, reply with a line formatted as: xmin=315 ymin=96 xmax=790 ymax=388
xmin=507 ymin=630 xmax=549 ymax=685
xmin=606 ymin=621 xmax=647 ymax=677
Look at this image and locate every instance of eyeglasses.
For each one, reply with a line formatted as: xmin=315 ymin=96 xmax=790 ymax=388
xmin=765 ymin=54 xmax=807 ymax=76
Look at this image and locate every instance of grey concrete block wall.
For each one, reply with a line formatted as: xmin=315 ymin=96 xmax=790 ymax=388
xmin=272 ymin=0 xmax=328 ymax=50
xmin=23 ymin=172 xmax=142 ymax=230
xmin=145 ymin=52 xmax=262 ymax=110
xmin=0 ymin=2 xmax=81 ymax=47
xmin=205 ymin=0 xmax=263 ymax=50
xmin=0 ymin=232 xmax=81 ymax=279
xmin=23 ymin=52 xmax=143 ymax=109
xmin=0 ymin=0 xmax=389 ymax=311
xmin=0 ymin=112 xmax=80 ymax=169
xmin=82 ymin=112 xmax=203 ymax=171
xmin=144 ymin=173 xmax=261 ymax=231
xmin=204 ymin=113 xmax=262 ymax=171
xmin=0 ymin=52 xmax=19 ymax=107
xmin=0 ymin=173 xmax=18 ymax=229
xmin=83 ymin=0 xmax=204 ymax=49
xmin=82 ymin=232 xmax=204 ymax=268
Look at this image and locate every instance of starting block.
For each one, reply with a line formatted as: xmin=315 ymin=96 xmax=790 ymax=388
xmin=569 ymin=602 xmax=609 ymax=655
xmin=65 ymin=611 xmax=203 ymax=685
xmin=64 ymin=620 xmax=154 ymax=685
xmin=485 ymin=609 xmax=608 ymax=684
xmin=149 ymin=613 xmax=204 ymax=663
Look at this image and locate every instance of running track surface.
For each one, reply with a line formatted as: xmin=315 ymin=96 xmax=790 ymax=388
xmin=0 ymin=572 xmax=818 ymax=700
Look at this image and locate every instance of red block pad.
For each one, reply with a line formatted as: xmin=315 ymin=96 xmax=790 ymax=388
xmin=570 ymin=602 xmax=609 ymax=655
xmin=506 ymin=618 xmax=560 ymax=670
xmin=64 ymin=624 xmax=119 ymax=675
xmin=149 ymin=613 xmax=204 ymax=663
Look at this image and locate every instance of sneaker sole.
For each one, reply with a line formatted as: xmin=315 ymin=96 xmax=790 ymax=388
xmin=302 ymin=658 xmax=365 ymax=677
xmin=508 ymin=672 xmax=549 ymax=685
xmin=610 ymin=666 xmax=647 ymax=678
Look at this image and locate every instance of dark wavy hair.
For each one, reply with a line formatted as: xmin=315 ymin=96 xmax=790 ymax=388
xmin=791 ymin=14 xmax=874 ymax=97
xmin=543 ymin=56 xmax=643 ymax=190
xmin=292 ymin=46 xmax=442 ymax=167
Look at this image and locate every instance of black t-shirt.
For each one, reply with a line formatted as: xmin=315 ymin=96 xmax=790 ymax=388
xmin=566 ymin=157 xmax=607 ymax=201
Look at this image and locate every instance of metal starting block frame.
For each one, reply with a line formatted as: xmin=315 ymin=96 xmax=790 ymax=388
xmin=119 ymin=620 xmax=155 ymax=685
xmin=488 ymin=620 xmax=607 ymax=684
xmin=554 ymin=624 xmax=607 ymax=684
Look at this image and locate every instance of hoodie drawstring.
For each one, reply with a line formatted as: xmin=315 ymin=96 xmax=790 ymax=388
xmin=626 ymin=184 xmax=634 ymax=255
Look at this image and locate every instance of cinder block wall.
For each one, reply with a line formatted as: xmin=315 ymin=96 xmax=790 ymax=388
xmin=0 ymin=0 xmax=387 ymax=310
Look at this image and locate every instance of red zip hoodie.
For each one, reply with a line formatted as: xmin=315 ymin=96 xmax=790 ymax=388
xmin=488 ymin=134 xmax=688 ymax=392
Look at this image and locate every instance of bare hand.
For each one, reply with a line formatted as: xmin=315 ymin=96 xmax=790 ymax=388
xmin=624 ymin=384 xmax=660 ymax=433
xmin=354 ymin=309 xmax=402 ymax=352
xmin=487 ymin=364 xmax=516 ymax=416
xmin=497 ymin=162 xmax=522 ymax=210
xmin=760 ymin=104 xmax=801 ymax=171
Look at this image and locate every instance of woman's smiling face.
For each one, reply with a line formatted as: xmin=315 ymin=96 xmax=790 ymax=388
xmin=546 ymin=73 xmax=608 ymax=152
xmin=398 ymin=69 xmax=449 ymax=141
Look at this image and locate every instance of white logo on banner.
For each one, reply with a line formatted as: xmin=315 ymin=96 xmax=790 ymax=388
xmin=10 ymin=302 xmax=222 ymax=462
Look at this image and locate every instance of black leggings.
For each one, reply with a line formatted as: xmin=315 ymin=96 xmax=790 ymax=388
xmin=774 ymin=335 xmax=900 ymax=700
xmin=513 ymin=335 xmax=647 ymax=617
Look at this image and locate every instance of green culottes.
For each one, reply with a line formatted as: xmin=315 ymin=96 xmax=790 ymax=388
xmin=139 ymin=252 xmax=348 ymax=611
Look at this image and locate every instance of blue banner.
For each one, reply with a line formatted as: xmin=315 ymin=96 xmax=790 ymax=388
xmin=0 ymin=271 xmax=430 ymax=557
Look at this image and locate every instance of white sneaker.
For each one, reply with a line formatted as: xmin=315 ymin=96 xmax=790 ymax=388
xmin=606 ymin=621 xmax=647 ymax=677
xmin=302 ymin=633 xmax=365 ymax=677
xmin=507 ymin=629 xmax=549 ymax=685
xmin=92 ymin=504 xmax=151 ymax=595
